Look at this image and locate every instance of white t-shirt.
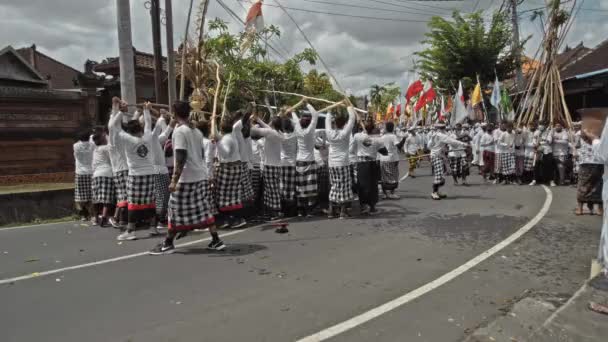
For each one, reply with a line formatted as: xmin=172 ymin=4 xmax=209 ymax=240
xmin=203 ymin=137 xmax=216 ymax=178
xmin=73 ymin=140 xmax=95 ymax=175
xmin=379 ymin=133 xmax=401 ymax=162
xmin=107 ymin=111 xmax=129 ymax=173
xmin=150 ymin=118 xmax=172 ymax=174
xmin=497 ymin=131 xmax=515 ymax=153
xmin=92 ymin=145 xmax=113 ymax=178
xmin=405 ymin=134 xmax=419 ymax=155
xmin=325 ymin=107 xmax=356 ymax=167
xmin=480 ymin=132 xmax=495 ymax=153
xmin=315 ymin=130 xmax=328 ymax=165
xmin=251 ymin=138 xmax=263 ymax=165
xmin=232 ymin=120 xmax=247 ymax=162
xmin=251 ymin=124 xmax=284 ymax=167
xmin=552 ymin=130 xmax=569 ymax=157
xmin=292 ymin=104 xmax=320 ymax=162
xmin=354 ymin=132 xmax=383 ymax=159
xmin=111 ymin=110 xmax=156 ymax=176
xmin=172 ymin=124 xmax=207 ymax=183
xmin=217 ymin=132 xmax=240 ymax=163
xmin=281 ymin=133 xmax=298 ymax=167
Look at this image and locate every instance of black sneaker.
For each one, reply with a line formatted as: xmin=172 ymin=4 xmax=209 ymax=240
xmin=207 ymin=240 xmax=226 ymax=251
xmin=148 ymin=242 xmax=175 ymax=255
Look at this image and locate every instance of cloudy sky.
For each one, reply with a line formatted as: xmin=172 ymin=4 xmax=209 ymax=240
xmin=1 ymin=0 xmax=607 ymax=94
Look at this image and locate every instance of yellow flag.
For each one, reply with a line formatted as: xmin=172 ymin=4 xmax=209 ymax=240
xmin=471 ymin=82 xmax=482 ymax=106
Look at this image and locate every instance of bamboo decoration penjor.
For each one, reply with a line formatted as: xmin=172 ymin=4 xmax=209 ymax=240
xmin=516 ymin=0 xmax=579 ymax=128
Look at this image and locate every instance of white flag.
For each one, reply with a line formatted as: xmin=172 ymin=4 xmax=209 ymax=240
xmin=452 ymin=81 xmax=467 ymax=124
xmin=490 ymin=76 xmax=501 ymax=111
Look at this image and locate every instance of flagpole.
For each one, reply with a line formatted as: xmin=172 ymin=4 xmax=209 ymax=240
xmin=477 ymin=74 xmax=489 ymax=123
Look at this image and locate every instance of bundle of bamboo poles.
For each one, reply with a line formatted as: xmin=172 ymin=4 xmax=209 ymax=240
xmin=516 ymin=0 xmax=578 ymax=128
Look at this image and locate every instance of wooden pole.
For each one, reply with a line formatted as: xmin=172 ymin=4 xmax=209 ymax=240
xmin=165 ymin=0 xmax=177 ymax=106
xmin=150 ymin=0 xmax=165 ymax=104
xmin=179 ymin=0 xmax=195 ymax=100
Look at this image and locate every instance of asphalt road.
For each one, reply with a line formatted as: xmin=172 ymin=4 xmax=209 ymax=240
xmin=0 ymin=163 xmax=601 ymax=342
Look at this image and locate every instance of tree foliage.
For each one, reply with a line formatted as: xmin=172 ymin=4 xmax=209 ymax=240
xmin=202 ymin=18 xmax=319 ymax=114
xmin=415 ymin=11 xmax=522 ymax=92
xmin=368 ymin=83 xmax=401 ymax=113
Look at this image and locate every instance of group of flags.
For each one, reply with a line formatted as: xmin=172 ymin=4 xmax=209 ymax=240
xmin=380 ymin=74 xmax=515 ymax=127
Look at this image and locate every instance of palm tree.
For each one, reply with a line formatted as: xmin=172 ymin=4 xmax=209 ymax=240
xmin=116 ymin=0 xmax=136 ymax=105
xmin=369 ymin=84 xmax=386 ymax=111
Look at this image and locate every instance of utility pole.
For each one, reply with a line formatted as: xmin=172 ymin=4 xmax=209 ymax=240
xmin=165 ymin=0 xmax=177 ymax=106
xmin=150 ymin=0 xmax=166 ymax=104
xmin=116 ymin=0 xmax=137 ymax=107
xmin=510 ymin=0 xmax=524 ymax=91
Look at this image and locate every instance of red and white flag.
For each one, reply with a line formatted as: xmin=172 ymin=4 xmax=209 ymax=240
xmin=241 ymin=1 xmax=265 ymax=53
xmin=414 ymin=80 xmax=436 ymax=112
xmin=405 ymin=79 xmax=424 ymax=105
xmin=245 ymin=0 xmax=265 ymax=32
xmin=452 ymin=81 xmax=468 ymax=124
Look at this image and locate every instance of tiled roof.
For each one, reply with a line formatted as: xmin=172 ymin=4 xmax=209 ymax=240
xmin=94 ymin=48 xmax=177 ymax=74
xmin=561 ymin=39 xmax=608 ymax=79
xmin=15 ymin=45 xmax=82 ymax=89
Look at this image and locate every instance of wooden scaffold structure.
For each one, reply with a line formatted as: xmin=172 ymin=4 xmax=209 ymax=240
xmin=516 ymin=0 xmax=581 ymax=128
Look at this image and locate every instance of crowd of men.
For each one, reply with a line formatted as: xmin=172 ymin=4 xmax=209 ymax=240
xmin=71 ymin=97 xmax=602 ymax=255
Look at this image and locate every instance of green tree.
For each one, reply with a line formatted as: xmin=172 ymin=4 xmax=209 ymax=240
xmin=415 ymin=11 xmax=522 ymax=92
xmin=369 ymin=84 xmax=386 ymax=112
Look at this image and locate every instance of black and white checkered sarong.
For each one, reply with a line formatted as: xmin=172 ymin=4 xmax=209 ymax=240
xmin=154 ymin=173 xmax=171 ymax=216
xmin=127 ymin=174 xmax=156 ymax=210
xmin=523 ymin=155 xmax=535 ymax=172
xmin=449 ymin=156 xmax=469 ymax=177
xmin=295 ymin=161 xmax=318 ymax=208
xmin=216 ymin=162 xmax=243 ymax=212
xmin=317 ymin=163 xmax=330 ymax=201
xmin=74 ymin=174 xmax=92 ymax=202
xmin=263 ymin=165 xmax=282 ymax=211
xmin=240 ymin=162 xmax=254 ymax=201
xmin=281 ymin=165 xmax=297 ymax=202
xmin=113 ymin=170 xmax=129 ymax=208
xmin=251 ymin=164 xmax=262 ymax=199
xmin=329 ymin=165 xmax=354 ymax=204
xmin=380 ymin=161 xmax=399 ymax=191
xmin=168 ymin=180 xmax=215 ymax=232
xmin=499 ymin=153 xmax=516 ymax=175
xmin=92 ymin=176 xmax=115 ymax=204
xmin=431 ymin=154 xmax=445 ymax=185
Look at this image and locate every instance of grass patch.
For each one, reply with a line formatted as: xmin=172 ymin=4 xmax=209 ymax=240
xmin=0 ymin=183 xmax=74 ymax=195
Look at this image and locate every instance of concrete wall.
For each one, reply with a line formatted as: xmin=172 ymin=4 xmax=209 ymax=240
xmin=0 ymin=189 xmax=74 ymax=226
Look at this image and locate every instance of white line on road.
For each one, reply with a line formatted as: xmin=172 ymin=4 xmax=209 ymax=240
xmin=0 ymin=229 xmax=248 ymax=285
xmin=0 ymin=220 xmax=77 ymax=232
xmin=296 ymin=185 xmax=553 ymax=342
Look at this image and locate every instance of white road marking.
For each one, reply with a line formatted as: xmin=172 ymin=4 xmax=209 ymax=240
xmin=296 ymin=185 xmax=553 ymax=342
xmin=0 ymin=220 xmax=77 ymax=232
xmin=0 ymin=229 xmax=248 ymax=285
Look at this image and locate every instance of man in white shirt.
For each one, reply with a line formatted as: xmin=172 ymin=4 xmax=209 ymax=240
xmin=354 ymin=117 xmax=388 ymax=214
xmin=149 ymin=101 xmax=225 ymax=255
xmin=404 ymin=129 xmax=421 ymax=178
xmin=325 ymin=106 xmax=356 ymax=218
xmin=91 ymin=130 xmax=115 ymax=227
xmin=497 ymin=123 xmax=516 ymax=184
xmin=583 ymin=123 xmax=608 ymax=282
xmin=514 ymin=128 xmax=525 ymax=184
xmin=291 ymin=102 xmax=321 ymax=217
xmin=107 ymin=98 xmax=131 ymax=228
xmin=493 ymin=122 xmax=507 ymax=183
xmin=280 ymin=116 xmax=298 ymax=215
xmin=379 ymin=121 xmax=406 ymax=199
xmin=428 ymin=121 xmax=468 ymax=200
xmin=214 ymin=115 xmax=246 ymax=229
xmin=315 ymin=129 xmax=330 ymax=209
xmin=232 ymin=110 xmax=255 ymax=205
xmin=532 ymin=124 xmax=556 ymax=186
xmin=73 ymin=130 xmax=95 ymax=222
xmin=448 ymin=123 xmax=470 ymax=185
xmin=252 ymin=116 xmax=288 ymax=225
xmin=479 ymin=124 xmax=496 ymax=182
xmin=110 ymin=101 xmax=161 ymax=241
xmin=523 ymin=125 xmax=537 ymax=184
xmin=552 ymin=123 xmax=570 ymax=185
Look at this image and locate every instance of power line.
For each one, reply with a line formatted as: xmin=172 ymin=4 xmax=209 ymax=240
xmin=280 ymin=0 xmax=450 ymax=17
xmin=366 ymin=0 xmax=451 ymax=15
xmin=390 ymin=0 xmax=461 ymax=12
xmin=236 ymin=0 xmax=435 ymax=22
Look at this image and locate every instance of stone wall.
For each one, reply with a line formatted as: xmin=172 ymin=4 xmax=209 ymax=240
xmin=0 ymin=86 xmax=96 ymax=180
xmin=0 ymin=189 xmax=74 ymax=226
